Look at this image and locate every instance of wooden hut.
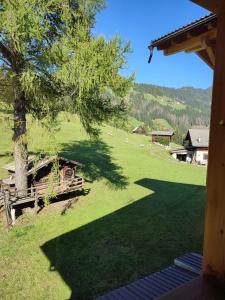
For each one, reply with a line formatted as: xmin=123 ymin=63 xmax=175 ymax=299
xmin=1 ymin=156 xmax=84 ymax=195
xmin=132 ymin=126 xmax=147 ymax=135
xmin=0 ymin=156 xmax=84 ymax=222
xmin=151 ymin=130 xmax=174 ymax=144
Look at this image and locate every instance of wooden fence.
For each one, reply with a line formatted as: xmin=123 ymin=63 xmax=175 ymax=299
xmin=0 ymin=176 xmax=84 ymax=226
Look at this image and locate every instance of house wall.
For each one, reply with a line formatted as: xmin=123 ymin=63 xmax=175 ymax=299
xmin=195 ymin=149 xmax=208 ymax=165
xmin=172 ymin=153 xmax=177 ymax=159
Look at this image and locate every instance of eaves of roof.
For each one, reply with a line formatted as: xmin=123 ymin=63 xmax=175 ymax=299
xmin=150 ymin=13 xmax=216 ymax=48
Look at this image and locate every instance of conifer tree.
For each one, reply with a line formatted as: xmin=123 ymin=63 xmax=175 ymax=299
xmin=0 ymin=0 xmax=132 ymax=192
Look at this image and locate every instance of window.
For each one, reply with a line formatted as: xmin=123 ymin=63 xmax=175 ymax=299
xmin=203 ymin=153 xmax=208 ymax=160
xmin=64 ymin=167 xmax=73 ymax=179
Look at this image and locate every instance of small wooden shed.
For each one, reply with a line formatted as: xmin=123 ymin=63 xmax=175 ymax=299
xmin=0 ymin=156 xmax=84 ymax=214
xmin=132 ymin=126 xmax=147 ymax=135
xmin=151 ymin=130 xmax=174 ymax=144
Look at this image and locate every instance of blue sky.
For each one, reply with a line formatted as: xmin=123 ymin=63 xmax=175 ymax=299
xmin=93 ymin=0 xmax=213 ymax=89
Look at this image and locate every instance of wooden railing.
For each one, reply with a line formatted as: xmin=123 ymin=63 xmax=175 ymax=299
xmin=0 ymin=176 xmax=84 ymax=226
xmin=1 ymin=176 xmax=84 ymax=200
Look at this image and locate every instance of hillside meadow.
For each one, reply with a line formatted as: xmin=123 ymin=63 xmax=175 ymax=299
xmin=0 ymin=115 xmax=207 ymax=299
xmin=129 ymin=83 xmax=211 ymax=143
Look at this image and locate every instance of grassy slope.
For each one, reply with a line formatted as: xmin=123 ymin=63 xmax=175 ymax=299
xmin=144 ymin=93 xmax=186 ymax=110
xmin=0 ymin=116 xmax=206 ymax=300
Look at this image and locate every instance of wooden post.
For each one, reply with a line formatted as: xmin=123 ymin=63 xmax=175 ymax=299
xmin=10 ymin=208 xmax=16 ymax=225
xmin=3 ymin=191 xmax=11 ymax=227
xmin=203 ymin=8 xmax=225 ymax=281
xmin=34 ymin=189 xmax=38 ymax=214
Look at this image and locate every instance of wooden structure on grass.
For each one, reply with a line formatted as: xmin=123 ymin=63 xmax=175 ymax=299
xmin=132 ymin=126 xmax=147 ymax=135
xmin=0 ymin=156 xmax=84 ymax=225
xmin=151 ymin=130 xmax=174 ymax=144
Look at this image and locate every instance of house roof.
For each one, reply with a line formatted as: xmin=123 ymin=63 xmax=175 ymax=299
xmin=150 ymin=13 xmax=216 ymax=49
xmin=170 ymin=148 xmax=188 ymax=155
xmin=132 ymin=126 xmax=144 ymax=132
xmin=151 ymin=130 xmax=174 ymax=137
xmin=3 ymin=156 xmax=80 ymax=175
xmin=186 ymin=128 xmax=209 ymax=148
xmin=148 ymin=13 xmax=217 ymax=69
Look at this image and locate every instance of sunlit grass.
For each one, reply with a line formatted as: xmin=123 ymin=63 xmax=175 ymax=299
xmin=0 ymin=115 xmax=206 ymax=299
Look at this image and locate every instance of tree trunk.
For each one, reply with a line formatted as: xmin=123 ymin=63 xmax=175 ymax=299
xmin=13 ymin=88 xmax=28 ymax=195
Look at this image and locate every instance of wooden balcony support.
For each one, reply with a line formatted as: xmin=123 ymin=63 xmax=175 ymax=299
xmin=203 ymin=8 xmax=225 ymax=281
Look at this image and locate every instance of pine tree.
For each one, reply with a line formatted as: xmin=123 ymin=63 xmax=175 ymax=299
xmin=0 ymin=0 xmax=132 ymax=193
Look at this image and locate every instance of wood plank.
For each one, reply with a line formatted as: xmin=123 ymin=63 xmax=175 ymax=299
xmin=206 ymin=45 xmax=215 ymax=66
xmin=164 ymin=29 xmax=217 ymax=56
xmin=201 ymin=38 xmax=216 ymax=66
xmin=196 ymin=49 xmax=214 ymax=69
xmin=191 ymin=0 xmax=225 ymax=13
xmin=203 ymin=10 xmax=225 ymax=280
xmin=159 ymin=276 xmax=225 ymax=300
xmin=11 ymin=197 xmax=35 ymax=206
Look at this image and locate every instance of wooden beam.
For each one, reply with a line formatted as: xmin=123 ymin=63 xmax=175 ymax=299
xmin=196 ymin=49 xmax=214 ymax=69
xmin=205 ymin=45 xmax=215 ymax=66
xmin=201 ymin=38 xmax=216 ymax=66
xmin=186 ymin=45 xmax=205 ymax=53
xmin=191 ymin=0 xmax=225 ymax=13
xmin=203 ymin=10 xmax=225 ymax=281
xmin=164 ymin=29 xmax=217 ymax=56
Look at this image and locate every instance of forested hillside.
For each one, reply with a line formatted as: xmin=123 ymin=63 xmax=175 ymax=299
xmin=129 ymin=83 xmax=212 ymax=143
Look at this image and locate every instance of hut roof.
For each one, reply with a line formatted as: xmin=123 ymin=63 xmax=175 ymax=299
xmin=132 ymin=126 xmax=145 ymax=132
xmin=3 ymin=156 xmax=80 ymax=175
xmin=132 ymin=126 xmax=139 ymax=132
xmin=186 ymin=128 xmax=209 ymax=148
xmin=151 ymin=130 xmax=174 ymax=136
xmin=4 ymin=155 xmax=36 ymax=173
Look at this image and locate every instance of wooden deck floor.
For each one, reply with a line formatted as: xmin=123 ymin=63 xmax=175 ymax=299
xmin=159 ymin=276 xmax=225 ymax=300
xmin=97 ymin=253 xmax=225 ymax=300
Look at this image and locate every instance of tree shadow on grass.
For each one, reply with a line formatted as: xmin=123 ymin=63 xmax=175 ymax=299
xmin=60 ymin=140 xmax=128 ymax=190
xmin=41 ymin=178 xmax=205 ymax=300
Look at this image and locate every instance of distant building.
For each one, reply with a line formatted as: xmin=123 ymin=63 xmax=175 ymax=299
xmin=132 ymin=126 xmax=147 ymax=135
xmin=170 ymin=148 xmax=188 ymax=162
xmin=171 ymin=128 xmax=209 ymax=165
xmin=151 ymin=130 xmax=174 ymax=144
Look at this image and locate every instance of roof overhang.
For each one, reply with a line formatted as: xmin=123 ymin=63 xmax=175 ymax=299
xmin=191 ymin=0 xmax=225 ymax=13
xmin=3 ymin=156 xmax=81 ymax=175
xmin=149 ymin=14 xmax=217 ymax=69
xmin=170 ymin=149 xmax=188 ymax=155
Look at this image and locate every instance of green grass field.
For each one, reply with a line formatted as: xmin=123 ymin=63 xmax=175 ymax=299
xmin=143 ymin=93 xmax=186 ymax=110
xmin=0 ymin=115 xmax=206 ymax=299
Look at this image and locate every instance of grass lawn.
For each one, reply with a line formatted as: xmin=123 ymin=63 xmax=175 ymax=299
xmin=0 ymin=115 xmax=206 ymax=299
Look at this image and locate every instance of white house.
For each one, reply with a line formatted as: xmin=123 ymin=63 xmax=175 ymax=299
xmin=171 ymin=128 xmax=209 ymax=165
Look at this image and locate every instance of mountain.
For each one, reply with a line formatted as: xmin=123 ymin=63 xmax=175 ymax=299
xmin=128 ymin=83 xmax=212 ymax=143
